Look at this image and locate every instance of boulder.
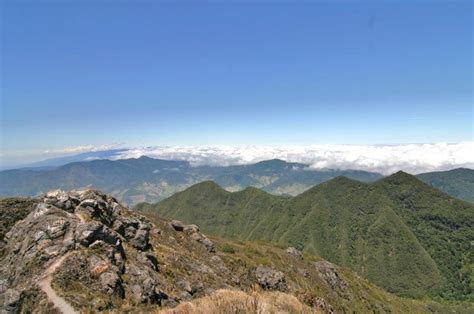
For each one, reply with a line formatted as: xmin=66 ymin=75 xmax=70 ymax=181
xmin=255 ymin=265 xmax=287 ymax=291
xmin=75 ymin=222 xmax=121 ymax=247
xmin=127 ymin=265 xmax=165 ymax=304
xmin=170 ymin=220 xmax=185 ymax=231
xmin=130 ymin=228 xmax=149 ymax=251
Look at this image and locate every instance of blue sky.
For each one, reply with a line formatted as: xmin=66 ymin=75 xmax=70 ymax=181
xmin=1 ymin=0 xmax=472 ymax=166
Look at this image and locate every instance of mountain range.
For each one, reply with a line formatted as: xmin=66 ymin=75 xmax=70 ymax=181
xmin=1 ymin=157 xmax=473 ymax=205
xmin=4 ymin=190 xmax=471 ymax=312
xmin=137 ymin=172 xmax=474 ymax=301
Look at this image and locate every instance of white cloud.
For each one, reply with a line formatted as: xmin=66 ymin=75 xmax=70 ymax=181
xmin=44 ymin=144 xmax=123 ymax=156
xmin=111 ymin=142 xmax=474 ymax=175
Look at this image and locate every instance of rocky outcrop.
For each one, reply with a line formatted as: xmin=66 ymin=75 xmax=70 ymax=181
xmin=170 ymin=220 xmax=215 ymax=252
xmin=255 ymin=265 xmax=287 ymax=291
xmin=0 ymin=189 xmax=157 ymax=313
xmin=313 ymin=261 xmax=350 ymax=300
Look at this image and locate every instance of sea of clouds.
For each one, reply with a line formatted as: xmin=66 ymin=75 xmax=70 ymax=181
xmin=99 ymin=142 xmax=474 ymax=175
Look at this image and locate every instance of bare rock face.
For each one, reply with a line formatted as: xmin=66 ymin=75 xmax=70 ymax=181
xmin=255 ymin=265 xmax=287 ymax=291
xmin=0 ymin=189 xmax=159 ymax=313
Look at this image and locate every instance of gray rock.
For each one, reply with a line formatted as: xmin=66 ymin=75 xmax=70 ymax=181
xmin=170 ymin=220 xmax=185 ymax=231
xmin=75 ymin=221 xmax=121 ymax=247
xmin=46 ymin=219 xmax=69 ymax=239
xmin=313 ymin=261 xmax=348 ymax=292
xmin=128 ymin=265 xmax=165 ymax=304
xmin=183 ymin=224 xmax=199 ymax=233
xmin=199 ymin=236 xmax=215 ymax=252
xmin=99 ymin=271 xmax=124 ymax=297
xmin=130 ymin=228 xmax=149 ymax=250
xmin=255 ymin=265 xmax=287 ymax=291
xmin=3 ymin=289 xmax=21 ymax=312
xmin=177 ymin=279 xmax=192 ymax=293
xmin=189 ymin=232 xmax=215 ymax=252
xmin=180 ymin=291 xmax=192 ymax=301
xmin=138 ymin=252 xmax=159 ymax=271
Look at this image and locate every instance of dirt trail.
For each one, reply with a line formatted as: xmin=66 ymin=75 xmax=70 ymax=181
xmin=39 ymin=253 xmax=78 ymax=314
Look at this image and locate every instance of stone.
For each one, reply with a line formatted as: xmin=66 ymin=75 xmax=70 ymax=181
xmin=138 ymin=252 xmax=159 ymax=271
xmin=177 ymin=279 xmax=192 ymax=293
xmin=75 ymin=221 xmax=120 ymax=247
xmin=99 ymin=271 xmax=124 ymax=297
xmin=183 ymin=224 xmax=199 ymax=233
xmin=130 ymin=228 xmax=150 ymax=251
xmin=255 ymin=265 xmax=287 ymax=291
xmin=189 ymin=232 xmax=215 ymax=252
xmin=170 ymin=220 xmax=185 ymax=231
xmin=199 ymin=236 xmax=215 ymax=252
xmin=127 ymin=265 xmax=164 ymax=304
xmin=3 ymin=289 xmax=21 ymax=312
xmin=46 ymin=219 xmax=69 ymax=239
xmin=313 ymin=261 xmax=348 ymax=292
xmin=180 ymin=291 xmax=192 ymax=301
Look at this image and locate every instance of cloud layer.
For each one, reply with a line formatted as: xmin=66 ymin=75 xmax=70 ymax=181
xmin=110 ymin=142 xmax=474 ymax=175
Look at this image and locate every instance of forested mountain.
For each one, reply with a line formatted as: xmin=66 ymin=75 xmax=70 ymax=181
xmin=138 ymin=172 xmax=474 ymax=301
xmin=417 ymin=168 xmax=474 ymax=203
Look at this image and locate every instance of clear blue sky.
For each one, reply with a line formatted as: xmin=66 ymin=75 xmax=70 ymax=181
xmin=1 ymin=1 xmax=472 ymax=163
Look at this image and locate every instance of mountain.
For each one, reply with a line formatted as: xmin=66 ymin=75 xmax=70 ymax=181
xmin=0 ymin=149 xmax=127 ymax=171
xmin=138 ymin=173 xmax=474 ymax=301
xmin=417 ymin=168 xmax=474 ymax=203
xmin=3 ymin=191 xmax=468 ymax=313
xmin=0 ymin=157 xmax=382 ymax=205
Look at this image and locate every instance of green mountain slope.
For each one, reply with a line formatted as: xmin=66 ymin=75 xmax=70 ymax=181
xmin=137 ymin=173 xmax=474 ymax=301
xmin=417 ymin=168 xmax=474 ymax=203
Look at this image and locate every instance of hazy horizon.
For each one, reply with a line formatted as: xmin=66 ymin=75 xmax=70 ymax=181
xmin=1 ymin=1 xmax=473 ymax=172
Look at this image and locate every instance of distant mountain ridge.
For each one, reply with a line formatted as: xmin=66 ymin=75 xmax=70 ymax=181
xmin=0 ymin=157 xmax=382 ymax=204
xmin=417 ymin=168 xmax=474 ymax=203
xmin=138 ymin=172 xmax=474 ymax=301
xmin=1 ymin=156 xmax=473 ymax=204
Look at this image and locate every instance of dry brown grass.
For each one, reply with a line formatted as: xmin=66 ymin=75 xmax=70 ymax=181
xmin=159 ymin=288 xmax=321 ymax=314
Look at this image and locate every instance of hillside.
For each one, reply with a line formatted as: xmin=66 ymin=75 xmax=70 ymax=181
xmin=417 ymin=168 xmax=474 ymax=203
xmin=0 ymin=157 xmax=382 ymax=205
xmin=2 ymin=191 xmax=468 ymax=313
xmin=138 ymin=173 xmax=474 ymax=301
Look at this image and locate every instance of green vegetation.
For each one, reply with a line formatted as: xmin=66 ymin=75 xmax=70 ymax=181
xmin=137 ymin=173 xmax=474 ymax=301
xmin=0 ymin=157 xmax=382 ymax=205
xmin=417 ymin=168 xmax=474 ymax=203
